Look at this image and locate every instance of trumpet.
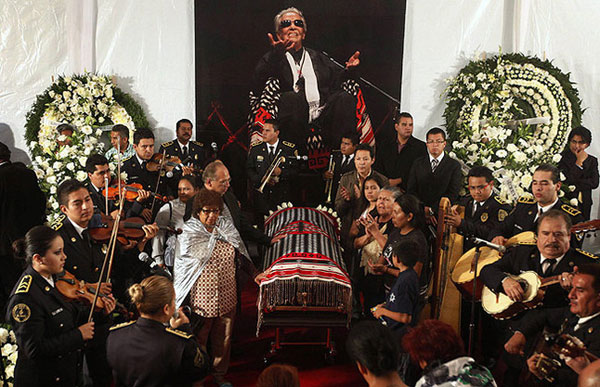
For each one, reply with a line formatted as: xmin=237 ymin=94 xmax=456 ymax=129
xmin=324 ymin=154 xmax=336 ymax=203
xmin=258 ymin=149 xmax=284 ymax=193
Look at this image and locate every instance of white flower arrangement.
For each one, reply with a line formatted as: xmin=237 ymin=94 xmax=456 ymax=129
xmin=26 ymin=74 xmax=138 ymax=222
xmin=444 ymin=52 xmax=583 ymax=203
xmin=0 ymin=324 xmax=18 ymax=385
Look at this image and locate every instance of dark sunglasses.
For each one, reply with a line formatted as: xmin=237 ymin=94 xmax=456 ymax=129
xmin=200 ymin=208 xmax=221 ymax=214
xmin=280 ymin=19 xmax=304 ymax=28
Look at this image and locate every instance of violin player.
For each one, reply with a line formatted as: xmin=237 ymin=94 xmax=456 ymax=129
xmin=480 ymin=210 xmax=597 ymax=386
xmin=6 ymin=225 xmax=116 ymax=386
xmin=122 ymin=128 xmax=170 ymax=218
xmin=52 ymin=179 xmax=158 ymax=386
xmin=85 ymin=153 xmax=151 ymax=221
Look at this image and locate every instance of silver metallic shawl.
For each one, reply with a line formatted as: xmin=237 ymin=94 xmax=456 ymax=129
xmin=174 ymin=206 xmax=250 ymax=307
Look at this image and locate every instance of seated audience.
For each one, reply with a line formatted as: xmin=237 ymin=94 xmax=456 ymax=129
xmin=347 ymin=320 xmax=407 ymax=387
xmin=559 ymin=126 xmax=599 ymax=220
xmin=256 ymin=364 xmax=300 ymax=387
xmin=402 ymin=319 xmax=497 ymax=387
xmin=107 ymin=275 xmax=209 ymax=386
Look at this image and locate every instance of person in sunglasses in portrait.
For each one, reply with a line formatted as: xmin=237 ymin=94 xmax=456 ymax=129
xmin=252 ymin=7 xmax=361 ymax=150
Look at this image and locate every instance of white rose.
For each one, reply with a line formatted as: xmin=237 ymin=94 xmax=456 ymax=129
xmin=64 ymin=76 xmax=72 ymax=83
xmin=5 ymin=363 xmax=14 ymax=378
xmin=552 ymin=154 xmax=562 ymax=163
xmin=99 ymin=116 xmax=105 ymax=123
xmin=559 ymin=190 xmax=564 ymax=197
xmin=79 ymin=156 xmax=87 ymax=166
xmin=560 ymin=172 xmax=566 ymax=181
xmin=51 ymin=200 xmax=59 ymax=210
xmin=76 ymin=171 xmax=88 ymax=181
xmin=49 ymin=90 xmax=56 ymax=98
xmin=570 ymin=198 xmax=578 ymax=206
xmin=467 ymin=144 xmax=478 ymax=152
xmin=496 ymin=149 xmax=508 ymax=158
xmin=494 ymin=160 xmax=502 ymax=168
xmin=513 ymin=152 xmax=527 ymax=163
xmin=47 ymin=175 xmax=57 ymax=185
xmin=58 ymin=103 xmax=67 ymax=112
xmin=0 ymin=328 xmax=8 ymax=343
xmin=62 ymin=91 xmax=71 ymax=100
xmin=53 ymin=161 xmax=62 ymax=169
xmin=81 ymin=125 xmax=93 ymax=135
xmin=50 ymin=185 xmax=57 ymax=194
xmin=8 ymin=350 xmax=17 ymax=364
xmin=569 ymin=185 xmax=576 ymax=192
xmin=106 ymin=87 xmax=113 ymax=98
xmin=66 ymin=162 xmax=75 ymax=171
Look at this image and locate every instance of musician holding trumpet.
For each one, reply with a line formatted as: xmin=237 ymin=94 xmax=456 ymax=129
xmin=247 ymin=119 xmax=298 ymax=217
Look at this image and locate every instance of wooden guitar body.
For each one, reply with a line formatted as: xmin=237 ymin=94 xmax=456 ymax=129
xmin=481 ymin=271 xmax=542 ymax=319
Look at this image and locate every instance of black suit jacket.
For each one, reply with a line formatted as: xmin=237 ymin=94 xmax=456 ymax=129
xmin=107 ymin=317 xmax=209 ymax=387
xmin=122 ymin=155 xmax=168 ymax=197
xmin=407 ymin=153 xmax=463 ymax=212
xmin=480 ymin=245 xmax=596 ymax=309
xmin=457 ymin=193 xmax=512 ymax=251
xmin=488 ymin=197 xmax=584 ymax=247
xmin=376 ymin=135 xmax=427 ymax=191
xmin=53 ymin=215 xmax=107 ymax=283
xmin=559 ymin=150 xmax=599 ymax=220
xmin=159 ymin=140 xmax=213 ymax=169
xmin=0 ymin=161 xmax=46 ymax=255
xmin=6 ymin=266 xmax=85 ymax=386
xmin=516 ymin=307 xmax=600 ymax=386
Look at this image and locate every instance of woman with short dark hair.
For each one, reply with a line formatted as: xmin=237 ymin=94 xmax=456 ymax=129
xmin=402 ymin=319 xmax=496 ymax=387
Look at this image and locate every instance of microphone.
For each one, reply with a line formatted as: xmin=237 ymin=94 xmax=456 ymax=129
xmin=211 ymin=142 xmax=218 ymax=153
xmin=467 ymin=236 xmax=506 ymax=253
xmin=139 ymin=252 xmax=172 ymax=278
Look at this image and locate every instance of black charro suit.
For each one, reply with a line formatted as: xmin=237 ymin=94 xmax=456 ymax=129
xmin=107 ymin=318 xmax=209 ymax=387
xmin=516 ymin=307 xmax=600 ymax=386
xmin=159 ymin=140 xmax=213 ymax=169
xmin=488 ymin=196 xmax=584 ymax=247
xmin=407 ymin=153 xmax=463 ymax=213
xmin=6 ymin=266 xmax=88 ymax=386
xmin=51 ymin=214 xmax=113 ymax=386
xmin=87 ymin=181 xmax=117 ymax=216
xmin=559 ymin=149 xmax=599 ymax=221
xmin=456 ymin=193 xmax=512 ymax=251
xmin=480 ymin=245 xmax=597 ymax=310
xmin=246 ymin=140 xmax=298 ymax=216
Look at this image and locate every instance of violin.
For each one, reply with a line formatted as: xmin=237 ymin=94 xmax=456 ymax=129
xmin=146 ymin=153 xmax=203 ymax=175
xmin=88 ymin=215 xmax=182 ymax=245
xmin=102 ymin=182 xmax=169 ymax=203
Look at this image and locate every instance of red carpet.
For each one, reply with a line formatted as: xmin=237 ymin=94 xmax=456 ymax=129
xmin=222 ymin=282 xmax=366 ymax=386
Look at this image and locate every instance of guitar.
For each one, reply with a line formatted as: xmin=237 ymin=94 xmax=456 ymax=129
xmin=451 ymin=231 xmax=535 ymax=300
xmin=532 ymin=333 xmax=599 ymax=382
xmin=481 ymin=270 xmax=563 ymax=320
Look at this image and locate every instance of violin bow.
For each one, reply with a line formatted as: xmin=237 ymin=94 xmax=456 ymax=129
xmin=150 ymin=149 xmax=167 ymax=215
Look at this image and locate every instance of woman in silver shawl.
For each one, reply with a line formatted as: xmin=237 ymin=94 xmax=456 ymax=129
xmin=174 ymin=188 xmax=265 ymax=387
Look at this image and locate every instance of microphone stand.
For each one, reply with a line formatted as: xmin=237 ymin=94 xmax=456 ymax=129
xmin=468 ymin=242 xmax=482 ymax=356
xmin=320 ymin=51 xmax=401 ymax=106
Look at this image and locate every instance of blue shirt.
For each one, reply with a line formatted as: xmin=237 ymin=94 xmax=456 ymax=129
xmin=383 ymin=268 xmax=418 ymax=331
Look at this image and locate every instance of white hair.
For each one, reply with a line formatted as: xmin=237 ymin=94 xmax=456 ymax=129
xmin=274 ymin=7 xmax=307 ymax=32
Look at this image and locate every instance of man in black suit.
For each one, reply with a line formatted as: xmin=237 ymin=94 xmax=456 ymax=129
xmin=122 ymin=128 xmax=169 ymax=220
xmin=53 ymin=179 xmax=158 ymax=386
xmin=559 ymin=126 xmax=599 ymax=221
xmin=0 ymin=142 xmax=46 ymax=320
xmin=503 ymin=264 xmax=600 ymax=386
xmin=445 ymin=166 xmax=512 ymax=252
xmin=247 ymin=119 xmax=298 ymax=217
xmin=85 ymin=154 xmax=150 ymax=219
xmin=376 ymin=112 xmax=427 ymax=191
xmin=489 ymin=163 xmax=584 ymax=247
xmin=407 ymin=127 xmax=463 ymax=224
xmin=481 ymin=210 xmax=596 ymax=386
xmin=323 ymin=133 xmax=357 ymax=203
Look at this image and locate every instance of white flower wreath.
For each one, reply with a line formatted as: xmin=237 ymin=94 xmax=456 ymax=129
xmin=444 ymin=52 xmax=583 ymax=203
xmin=25 ymin=74 xmax=147 ymax=222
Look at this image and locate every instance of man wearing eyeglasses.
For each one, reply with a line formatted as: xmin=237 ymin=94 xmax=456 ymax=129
xmin=407 ymin=127 xmax=462 ymax=225
xmin=252 ymin=7 xmax=361 ymax=149
xmin=445 ymin=166 xmax=512 ymax=252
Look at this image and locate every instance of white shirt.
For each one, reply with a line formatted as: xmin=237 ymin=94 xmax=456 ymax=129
xmin=539 ymin=253 xmax=565 ymax=274
xmin=575 ymin=311 xmax=600 ymax=331
xmin=341 ymin=154 xmax=354 ymax=165
xmin=267 ymin=139 xmax=280 ymax=154
xmin=428 ymin=152 xmax=445 ymax=165
xmin=68 ymin=217 xmax=87 ymax=239
xmin=178 ymin=140 xmax=189 ymax=154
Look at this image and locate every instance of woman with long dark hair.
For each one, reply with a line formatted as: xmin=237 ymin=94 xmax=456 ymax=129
xmin=6 ymin=225 xmax=115 ymax=386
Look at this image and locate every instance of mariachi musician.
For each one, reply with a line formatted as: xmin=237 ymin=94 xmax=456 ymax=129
xmin=445 ymin=166 xmax=512 ymax=252
xmin=7 ymin=225 xmax=116 ymax=386
xmin=247 ymin=119 xmax=298 ymax=217
xmin=323 ymin=133 xmax=357 ymax=203
xmin=53 ymin=179 xmax=158 ymax=386
xmin=480 ymin=210 xmax=596 ymax=385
